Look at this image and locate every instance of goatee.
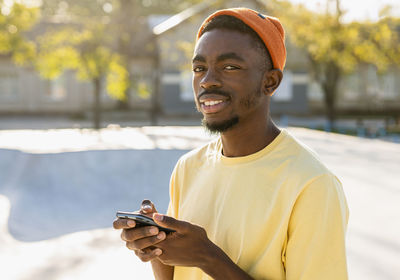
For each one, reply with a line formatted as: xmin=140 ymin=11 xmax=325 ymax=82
xmin=202 ymin=115 xmax=239 ymax=134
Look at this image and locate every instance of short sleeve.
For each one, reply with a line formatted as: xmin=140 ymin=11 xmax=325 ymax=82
xmin=285 ymin=173 xmax=349 ymax=280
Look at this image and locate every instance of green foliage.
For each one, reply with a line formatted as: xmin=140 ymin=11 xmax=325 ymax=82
xmin=269 ymin=0 xmax=400 ymax=75
xmin=36 ymin=24 xmax=129 ymax=100
xmin=136 ymin=81 xmax=151 ymax=99
xmin=36 ymin=28 xmax=80 ymax=78
xmin=106 ymin=55 xmax=129 ymax=100
xmin=176 ymin=40 xmax=195 ymax=70
xmin=267 ymin=0 xmax=400 ymax=127
xmin=36 ymin=0 xmax=204 ymax=104
xmin=0 ymin=1 xmax=39 ymax=65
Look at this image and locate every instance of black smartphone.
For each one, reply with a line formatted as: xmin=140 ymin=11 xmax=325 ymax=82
xmin=116 ymin=211 xmax=175 ymax=233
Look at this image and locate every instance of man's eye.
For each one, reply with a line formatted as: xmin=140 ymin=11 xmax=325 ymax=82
xmin=224 ymin=65 xmax=239 ymax=70
xmin=193 ymin=66 xmax=205 ymax=72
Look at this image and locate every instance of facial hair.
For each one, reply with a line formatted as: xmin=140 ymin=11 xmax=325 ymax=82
xmin=202 ymin=115 xmax=239 ymax=134
xmin=201 ymin=90 xmax=258 ymax=134
xmin=195 ymin=89 xmax=235 ymax=134
xmin=198 ymin=85 xmax=261 ymax=134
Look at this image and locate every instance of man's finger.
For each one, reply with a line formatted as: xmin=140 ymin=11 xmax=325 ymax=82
xmin=153 ymin=213 xmax=189 ymax=232
xmin=125 ymin=231 xmax=166 ymax=250
xmin=140 ymin=199 xmax=157 ymax=215
xmin=135 ymin=248 xmax=163 ymax=262
xmin=121 ymin=226 xmax=160 ymax=242
xmin=113 ymin=218 xmax=136 ymax=229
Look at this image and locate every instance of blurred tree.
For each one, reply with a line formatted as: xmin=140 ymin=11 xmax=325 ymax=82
xmin=36 ymin=25 xmax=129 ymax=129
xmin=36 ymin=0 xmax=139 ymax=129
xmin=0 ymin=1 xmax=38 ymax=65
xmin=36 ymin=0 xmax=201 ymax=127
xmin=110 ymin=0 xmax=154 ymax=113
xmin=268 ymin=0 xmax=400 ymax=129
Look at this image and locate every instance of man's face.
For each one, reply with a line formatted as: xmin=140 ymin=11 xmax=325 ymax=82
xmin=192 ymin=28 xmax=269 ymax=133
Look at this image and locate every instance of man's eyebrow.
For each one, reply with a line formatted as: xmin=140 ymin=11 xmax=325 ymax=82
xmin=217 ymin=52 xmax=245 ymax=62
xmin=192 ymin=52 xmax=245 ymax=63
xmin=192 ymin=55 xmax=206 ymax=63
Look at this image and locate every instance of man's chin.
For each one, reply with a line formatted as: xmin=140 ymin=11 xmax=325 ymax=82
xmin=202 ymin=116 xmax=239 ymax=134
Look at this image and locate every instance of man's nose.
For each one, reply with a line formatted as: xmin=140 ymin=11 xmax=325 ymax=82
xmin=200 ymin=68 xmax=222 ymax=89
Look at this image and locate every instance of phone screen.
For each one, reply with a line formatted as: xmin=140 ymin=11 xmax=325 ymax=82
xmin=116 ymin=211 xmax=175 ymax=233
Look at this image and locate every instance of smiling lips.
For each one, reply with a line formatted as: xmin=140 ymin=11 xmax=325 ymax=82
xmin=199 ymin=94 xmax=229 ymax=114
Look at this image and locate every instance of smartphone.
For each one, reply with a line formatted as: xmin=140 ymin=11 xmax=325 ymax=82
xmin=116 ymin=211 xmax=175 ymax=233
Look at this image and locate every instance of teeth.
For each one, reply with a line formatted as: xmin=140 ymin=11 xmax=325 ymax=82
xmin=204 ymin=100 xmax=223 ymax=106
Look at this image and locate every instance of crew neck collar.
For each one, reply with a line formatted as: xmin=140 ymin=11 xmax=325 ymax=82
xmin=215 ymin=129 xmax=287 ymax=165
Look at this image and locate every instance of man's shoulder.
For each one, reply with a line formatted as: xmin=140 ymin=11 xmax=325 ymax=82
xmin=277 ymin=130 xmax=333 ymax=176
xmin=273 ymin=130 xmax=342 ymax=196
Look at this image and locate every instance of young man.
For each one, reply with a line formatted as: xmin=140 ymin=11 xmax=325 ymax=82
xmin=114 ymin=8 xmax=349 ymax=280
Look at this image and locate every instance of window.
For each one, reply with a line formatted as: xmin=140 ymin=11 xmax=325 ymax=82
xmin=273 ymin=71 xmax=293 ymax=101
xmin=0 ymin=72 xmax=18 ymax=100
xmin=308 ymin=81 xmax=324 ymax=102
xmin=180 ymin=71 xmax=194 ymax=101
xmin=378 ymin=72 xmax=397 ymax=100
xmin=46 ymin=75 xmax=66 ymax=101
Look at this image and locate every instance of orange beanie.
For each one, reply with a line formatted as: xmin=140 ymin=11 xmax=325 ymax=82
xmin=197 ymin=8 xmax=286 ymax=71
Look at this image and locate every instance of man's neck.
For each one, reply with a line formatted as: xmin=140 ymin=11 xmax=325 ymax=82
xmin=220 ymin=118 xmax=280 ymax=158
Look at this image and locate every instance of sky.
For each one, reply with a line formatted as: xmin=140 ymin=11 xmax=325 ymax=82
xmin=289 ymin=0 xmax=400 ymax=22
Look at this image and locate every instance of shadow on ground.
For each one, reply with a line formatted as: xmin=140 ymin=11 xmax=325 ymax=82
xmin=0 ymin=148 xmax=188 ymax=242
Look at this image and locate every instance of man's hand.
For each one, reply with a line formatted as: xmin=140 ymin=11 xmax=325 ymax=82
xmin=151 ymin=213 xmax=216 ymax=267
xmin=114 ymin=203 xmax=252 ymax=279
xmin=113 ymin=200 xmax=167 ymax=262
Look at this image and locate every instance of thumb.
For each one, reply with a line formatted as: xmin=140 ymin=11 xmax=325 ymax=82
xmin=140 ymin=199 xmax=158 ymax=217
xmin=153 ymin=213 xmax=188 ymax=232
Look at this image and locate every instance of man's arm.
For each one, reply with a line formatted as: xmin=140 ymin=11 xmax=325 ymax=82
xmin=152 ymin=213 xmax=254 ymax=280
xmin=285 ymin=174 xmax=349 ymax=280
xmin=151 ymin=259 xmax=174 ymax=280
xmin=113 ymin=214 xmax=253 ymax=280
xmin=196 ymin=238 xmax=254 ymax=280
xmin=114 ymin=198 xmax=254 ymax=279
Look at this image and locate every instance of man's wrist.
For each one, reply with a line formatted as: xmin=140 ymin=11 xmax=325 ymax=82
xmin=198 ymin=242 xmax=253 ymax=280
xmin=151 ymin=258 xmax=174 ymax=280
xmin=198 ymin=243 xmax=227 ymax=277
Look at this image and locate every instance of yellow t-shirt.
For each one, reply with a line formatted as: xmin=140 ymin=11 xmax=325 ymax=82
xmin=167 ymin=129 xmax=349 ymax=280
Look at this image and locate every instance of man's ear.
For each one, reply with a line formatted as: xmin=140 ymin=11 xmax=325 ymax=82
xmin=263 ymin=69 xmax=283 ymax=96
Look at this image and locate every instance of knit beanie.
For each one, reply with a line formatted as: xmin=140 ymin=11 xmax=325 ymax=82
xmin=197 ymin=8 xmax=286 ymax=71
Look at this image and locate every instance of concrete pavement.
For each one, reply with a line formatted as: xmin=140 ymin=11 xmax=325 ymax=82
xmin=0 ymin=126 xmax=399 ymax=279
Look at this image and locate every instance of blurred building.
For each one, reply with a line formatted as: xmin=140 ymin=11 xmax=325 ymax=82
xmin=0 ymin=0 xmax=399 ymax=119
xmin=0 ymin=17 xmax=157 ymax=117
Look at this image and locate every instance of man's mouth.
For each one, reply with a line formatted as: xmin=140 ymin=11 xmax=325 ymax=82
xmin=199 ymin=98 xmax=229 ymax=114
xmin=203 ymin=100 xmax=223 ymax=106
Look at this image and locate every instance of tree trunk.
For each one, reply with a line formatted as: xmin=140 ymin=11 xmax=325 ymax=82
xmin=323 ymin=86 xmax=336 ymax=131
xmin=322 ymin=63 xmax=341 ymax=131
xmin=117 ymin=94 xmax=130 ymax=110
xmin=93 ymin=78 xmax=101 ymax=129
xmin=115 ymin=0 xmax=136 ymax=111
xmin=150 ymin=41 xmax=161 ymax=126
